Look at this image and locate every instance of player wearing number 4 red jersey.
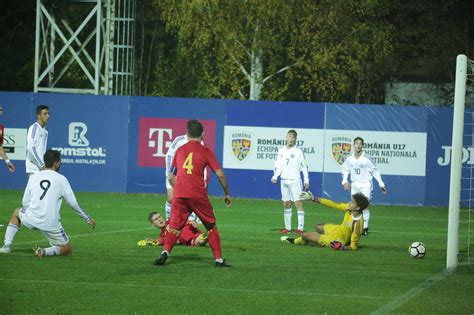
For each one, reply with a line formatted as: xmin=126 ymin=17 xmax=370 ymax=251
xmin=154 ymin=120 xmax=232 ymax=267
xmin=0 ymin=150 xmax=95 ymax=257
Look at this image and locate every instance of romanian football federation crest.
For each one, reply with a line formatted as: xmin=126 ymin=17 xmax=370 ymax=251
xmin=331 ymin=137 xmax=352 ymax=165
xmin=231 ymin=132 xmax=252 ymax=162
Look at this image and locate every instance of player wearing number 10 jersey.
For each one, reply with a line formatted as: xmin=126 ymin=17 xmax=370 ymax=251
xmin=0 ymin=150 xmax=96 ymax=257
xmin=154 ymin=119 xmax=232 ymax=267
xmin=341 ymin=137 xmax=387 ymax=236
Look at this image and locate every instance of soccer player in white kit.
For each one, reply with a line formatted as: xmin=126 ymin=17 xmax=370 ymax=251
xmin=26 ymin=105 xmax=50 ymax=176
xmin=341 ymin=137 xmax=387 ymax=236
xmin=271 ymin=130 xmax=310 ymax=234
xmin=164 ymin=134 xmax=208 ymax=222
xmin=0 ymin=150 xmax=96 ymax=257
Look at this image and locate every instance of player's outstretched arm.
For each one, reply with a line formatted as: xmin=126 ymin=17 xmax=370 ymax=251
xmin=215 ymin=169 xmax=231 ymax=207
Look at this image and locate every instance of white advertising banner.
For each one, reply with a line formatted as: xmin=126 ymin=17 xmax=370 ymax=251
xmin=2 ymin=128 xmax=27 ymax=160
xmin=323 ymin=130 xmax=427 ymax=176
xmin=223 ymin=126 xmax=324 ymax=171
xmin=223 ymin=126 xmax=427 ymax=177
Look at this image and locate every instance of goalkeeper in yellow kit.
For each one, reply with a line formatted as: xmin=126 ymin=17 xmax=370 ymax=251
xmin=281 ymin=191 xmax=369 ymax=250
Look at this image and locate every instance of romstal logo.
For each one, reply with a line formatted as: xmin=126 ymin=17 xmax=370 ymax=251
xmin=53 ymin=122 xmax=106 ymax=157
xmin=68 ymin=122 xmax=89 ymax=147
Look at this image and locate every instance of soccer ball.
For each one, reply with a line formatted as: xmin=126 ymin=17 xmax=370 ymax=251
xmin=409 ymin=241 xmax=426 ymax=259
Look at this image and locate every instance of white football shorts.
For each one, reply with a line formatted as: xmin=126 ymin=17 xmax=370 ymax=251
xmin=280 ymin=178 xmax=303 ymax=202
xmin=350 ymin=181 xmax=373 ymax=200
xmin=19 ymin=208 xmax=70 ymax=246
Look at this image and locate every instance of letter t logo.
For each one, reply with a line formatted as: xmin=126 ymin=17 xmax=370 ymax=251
xmin=148 ymin=128 xmax=173 ymax=157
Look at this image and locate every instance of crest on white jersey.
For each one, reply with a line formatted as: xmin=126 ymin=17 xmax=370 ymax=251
xmin=68 ymin=122 xmax=89 ymax=147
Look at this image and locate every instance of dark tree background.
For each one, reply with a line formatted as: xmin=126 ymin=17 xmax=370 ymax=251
xmin=0 ymin=0 xmax=472 ymax=104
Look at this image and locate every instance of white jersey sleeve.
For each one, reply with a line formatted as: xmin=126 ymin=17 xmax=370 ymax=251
xmin=299 ymin=150 xmax=309 ymax=184
xmin=341 ymin=158 xmax=351 ymax=185
xmin=61 ymin=177 xmax=91 ymax=221
xmin=367 ymin=158 xmax=385 ymax=188
xmin=26 ymin=122 xmax=48 ymax=172
xmin=272 ymin=147 xmax=284 ymax=180
xmin=165 ymin=135 xmax=188 ymax=175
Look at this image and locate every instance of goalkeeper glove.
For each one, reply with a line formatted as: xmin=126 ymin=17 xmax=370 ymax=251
xmin=330 ymin=241 xmax=345 ymax=250
xmin=299 ymin=190 xmax=314 ymax=201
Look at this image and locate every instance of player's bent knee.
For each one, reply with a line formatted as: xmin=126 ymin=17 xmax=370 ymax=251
xmin=11 ymin=208 xmax=22 ymax=225
xmin=294 ymin=201 xmax=304 ymax=208
xmin=203 ymin=222 xmax=215 ymax=231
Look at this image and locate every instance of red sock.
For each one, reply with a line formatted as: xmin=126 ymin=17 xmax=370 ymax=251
xmin=208 ymin=227 xmax=222 ymax=259
xmin=163 ymin=231 xmax=178 ymax=254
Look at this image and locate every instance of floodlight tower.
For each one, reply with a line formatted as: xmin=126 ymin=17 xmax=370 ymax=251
xmin=33 ymin=0 xmax=135 ymax=95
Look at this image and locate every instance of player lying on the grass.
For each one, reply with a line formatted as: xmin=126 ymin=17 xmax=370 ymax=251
xmin=0 ymin=149 xmax=96 ymax=257
xmin=137 ymin=211 xmax=207 ymax=247
xmin=281 ymin=191 xmax=369 ymax=251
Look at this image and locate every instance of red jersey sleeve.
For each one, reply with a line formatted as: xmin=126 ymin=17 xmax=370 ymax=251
xmin=205 ymin=147 xmax=221 ymax=172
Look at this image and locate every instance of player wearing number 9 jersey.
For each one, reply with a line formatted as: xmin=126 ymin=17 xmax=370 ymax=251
xmin=0 ymin=150 xmax=96 ymax=257
xmin=154 ymin=119 xmax=232 ymax=267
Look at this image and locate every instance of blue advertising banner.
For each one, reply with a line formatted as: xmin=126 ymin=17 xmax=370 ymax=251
xmin=425 ymin=107 xmax=454 ymax=206
xmin=0 ymin=91 xmax=463 ymax=206
xmin=127 ymin=96 xmax=226 ymax=195
xmin=42 ymin=93 xmax=129 ymax=192
xmin=0 ymin=92 xmax=34 ymax=189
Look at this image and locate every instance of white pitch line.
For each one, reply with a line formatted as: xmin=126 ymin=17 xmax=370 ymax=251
xmin=0 ymin=277 xmax=385 ymax=300
xmin=370 ymin=270 xmax=449 ymax=315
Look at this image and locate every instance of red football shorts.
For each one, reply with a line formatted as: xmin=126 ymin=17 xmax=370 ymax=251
xmin=170 ymin=197 xmax=216 ymax=229
xmin=178 ymin=225 xmax=202 ymax=246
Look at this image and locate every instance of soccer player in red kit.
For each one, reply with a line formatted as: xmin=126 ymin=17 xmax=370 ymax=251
xmin=0 ymin=106 xmax=15 ymax=173
xmin=154 ymin=119 xmax=231 ymax=267
xmin=137 ymin=211 xmax=207 ymax=247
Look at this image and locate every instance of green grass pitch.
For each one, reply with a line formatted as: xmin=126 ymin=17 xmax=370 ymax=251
xmin=0 ymin=189 xmax=473 ymax=314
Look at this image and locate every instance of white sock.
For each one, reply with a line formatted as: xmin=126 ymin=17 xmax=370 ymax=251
xmin=297 ymin=210 xmax=304 ymax=231
xmin=363 ymin=209 xmax=370 ymax=229
xmin=165 ymin=201 xmax=172 ymax=220
xmin=284 ymin=209 xmax=292 ymax=230
xmin=44 ymin=246 xmax=60 ymax=256
xmin=4 ymin=223 xmax=19 ymax=247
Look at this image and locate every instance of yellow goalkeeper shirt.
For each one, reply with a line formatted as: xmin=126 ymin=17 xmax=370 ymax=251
xmin=319 ymin=198 xmax=364 ymax=250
